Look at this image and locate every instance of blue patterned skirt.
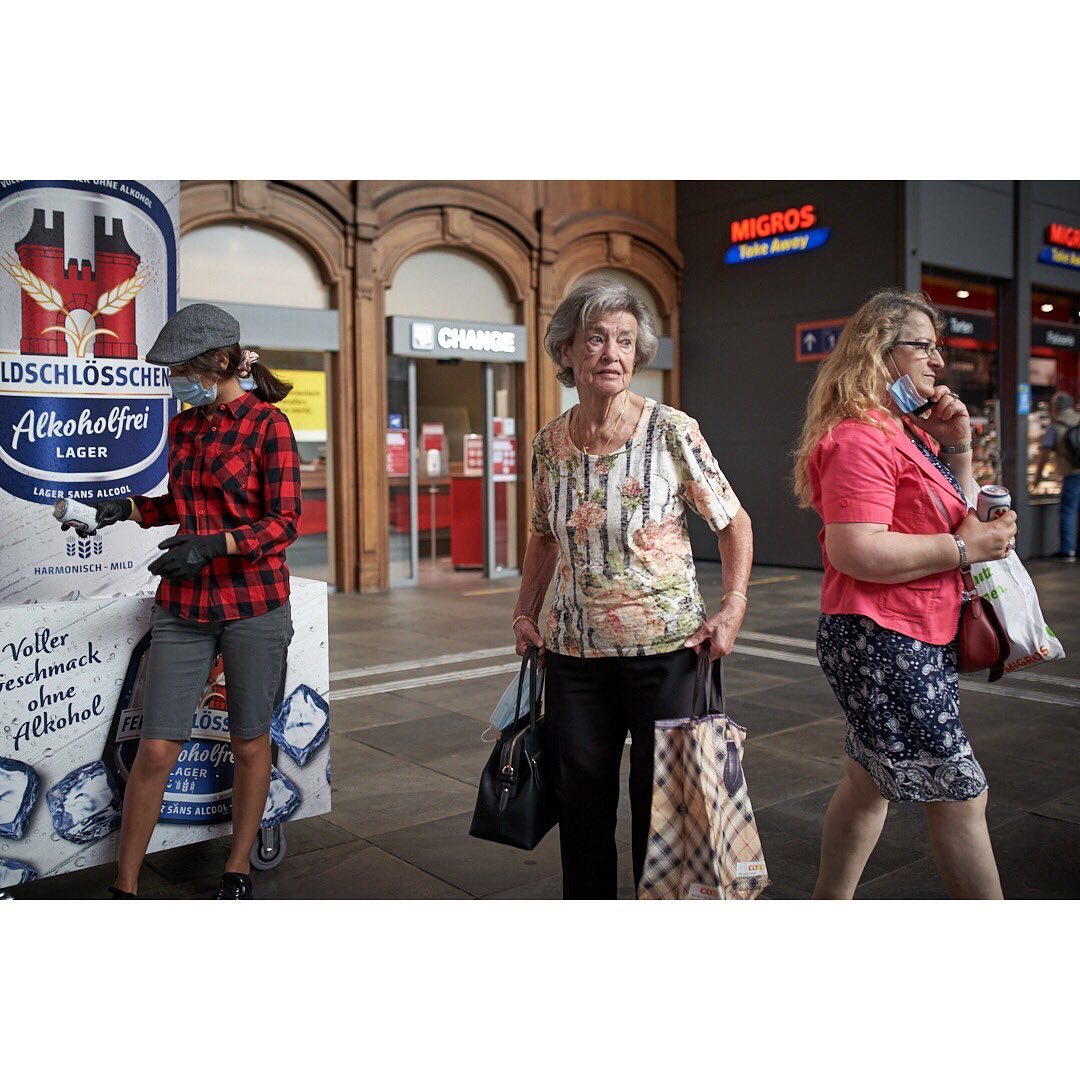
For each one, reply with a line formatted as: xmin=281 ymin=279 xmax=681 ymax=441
xmin=816 ymin=613 xmax=988 ymax=802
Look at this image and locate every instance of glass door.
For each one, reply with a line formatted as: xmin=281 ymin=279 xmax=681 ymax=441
xmin=387 ymin=355 xmax=419 ymax=586
xmin=484 ymin=362 xmax=520 ymax=578
xmin=389 ymin=355 xmax=520 ymax=584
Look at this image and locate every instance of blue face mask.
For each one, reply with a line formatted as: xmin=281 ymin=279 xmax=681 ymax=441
xmin=169 ymin=374 xmax=218 ymax=407
xmin=238 ymin=374 xmax=257 ymax=392
xmin=886 ymin=353 xmax=930 ymax=416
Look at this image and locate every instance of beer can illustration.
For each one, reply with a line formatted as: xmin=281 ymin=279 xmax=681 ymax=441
xmin=976 ymin=484 xmax=1011 ymax=522
xmin=102 ymin=633 xmax=235 ymax=825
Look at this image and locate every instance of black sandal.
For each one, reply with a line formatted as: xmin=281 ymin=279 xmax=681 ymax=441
xmin=107 ymin=885 xmax=136 ymax=899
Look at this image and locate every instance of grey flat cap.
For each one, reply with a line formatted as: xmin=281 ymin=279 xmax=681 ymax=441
xmin=146 ymin=303 xmax=240 ymax=366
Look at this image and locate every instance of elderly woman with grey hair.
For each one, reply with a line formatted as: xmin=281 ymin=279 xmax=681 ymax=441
xmin=512 ymin=278 xmax=754 ymax=899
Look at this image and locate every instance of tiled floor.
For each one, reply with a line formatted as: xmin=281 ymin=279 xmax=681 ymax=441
xmin=15 ymin=558 xmax=1080 ymax=900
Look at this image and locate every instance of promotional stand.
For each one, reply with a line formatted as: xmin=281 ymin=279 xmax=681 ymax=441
xmin=0 ymin=181 xmax=330 ymax=896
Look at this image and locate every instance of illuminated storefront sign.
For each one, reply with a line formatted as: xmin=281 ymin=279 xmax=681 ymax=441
xmin=1038 ymin=223 xmax=1080 ymax=272
xmin=389 ymin=316 xmax=527 ymax=361
xmin=725 ymin=204 xmax=831 ymax=265
xmin=1032 ymin=321 xmax=1080 ymax=351
xmin=942 ymin=310 xmax=996 ymax=348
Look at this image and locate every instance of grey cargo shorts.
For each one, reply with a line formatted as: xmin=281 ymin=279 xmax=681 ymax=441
xmin=141 ymin=601 xmax=294 ymax=741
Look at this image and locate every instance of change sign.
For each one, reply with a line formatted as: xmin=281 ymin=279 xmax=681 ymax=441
xmin=0 ymin=181 xmax=180 ymax=603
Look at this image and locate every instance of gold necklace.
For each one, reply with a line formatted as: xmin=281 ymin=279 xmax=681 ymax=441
xmin=575 ymin=391 xmax=629 ymax=498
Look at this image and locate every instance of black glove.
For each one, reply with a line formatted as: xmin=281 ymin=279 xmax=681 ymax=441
xmin=61 ymin=499 xmax=132 ymax=538
xmin=148 ymin=533 xmax=227 ymax=581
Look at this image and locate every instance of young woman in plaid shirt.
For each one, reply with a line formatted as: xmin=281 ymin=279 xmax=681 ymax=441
xmin=72 ymin=304 xmax=302 ymax=900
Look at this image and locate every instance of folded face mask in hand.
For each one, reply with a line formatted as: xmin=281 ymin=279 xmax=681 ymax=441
xmin=482 ymin=667 xmax=545 ymax=742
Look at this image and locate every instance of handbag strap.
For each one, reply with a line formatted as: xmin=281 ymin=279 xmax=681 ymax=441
xmin=514 ymin=645 xmax=539 ymax=732
xmin=926 ymin=482 xmax=1009 ymax=677
xmin=690 ymin=650 xmax=727 ymax=719
xmin=924 ymin=486 xmax=981 ymax=600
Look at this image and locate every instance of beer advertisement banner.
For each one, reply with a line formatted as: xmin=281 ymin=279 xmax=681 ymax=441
xmin=0 ymin=180 xmax=180 ymax=604
xmin=0 ymin=578 xmax=331 ymax=888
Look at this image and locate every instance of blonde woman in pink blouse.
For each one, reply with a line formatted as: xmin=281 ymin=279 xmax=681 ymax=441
xmin=512 ymin=279 xmax=754 ymax=899
xmin=793 ymin=288 xmax=1017 ymax=900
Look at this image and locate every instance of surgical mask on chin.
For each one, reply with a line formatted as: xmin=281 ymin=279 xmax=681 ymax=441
xmin=888 ymin=373 xmax=931 ymax=415
xmin=169 ymin=374 xmax=218 ymax=406
xmin=238 ymin=374 xmax=257 ymax=392
xmin=886 ymin=353 xmax=930 ymax=416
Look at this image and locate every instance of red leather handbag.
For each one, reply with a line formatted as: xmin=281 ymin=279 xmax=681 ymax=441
xmin=955 ymin=565 xmax=1010 ymax=681
xmin=926 ymin=488 xmax=1010 ymax=682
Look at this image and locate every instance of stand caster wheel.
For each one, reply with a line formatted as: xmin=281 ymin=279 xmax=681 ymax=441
xmin=250 ymin=825 xmax=286 ymax=870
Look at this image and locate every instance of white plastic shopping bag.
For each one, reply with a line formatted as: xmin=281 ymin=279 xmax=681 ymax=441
xmin=969 ymin=552 xmax=1065 ymax=674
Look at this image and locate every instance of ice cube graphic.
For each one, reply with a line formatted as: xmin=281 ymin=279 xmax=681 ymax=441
xmin=46 ymin=761 xmax=123 ymax=844
xmin=260 ymin=766 xmax=301 ymax=828
xmin=0 ymin=858 xmax=37 ymax=888
xmin=0 ymin=757 xmax=39 ymax=841
xmin=270 ymin=684 xmax=330 ymax=766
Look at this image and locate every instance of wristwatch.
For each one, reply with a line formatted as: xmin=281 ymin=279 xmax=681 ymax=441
xmin=952 ymin=533 xmax=971 ymax=573
xmin=940 ymin=441 xmax=972 ymax=455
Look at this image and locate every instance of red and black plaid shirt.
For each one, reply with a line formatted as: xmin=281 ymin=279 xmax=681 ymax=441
xmin=133 ymin=392 xmax=302 ymax=623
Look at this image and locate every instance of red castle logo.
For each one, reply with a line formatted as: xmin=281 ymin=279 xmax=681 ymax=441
xmin=2 ymin=207 xmax=149 ymax=359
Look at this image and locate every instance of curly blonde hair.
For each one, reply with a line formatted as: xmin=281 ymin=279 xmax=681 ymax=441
xmin=792 ymin=288 xmax=944 ymax=508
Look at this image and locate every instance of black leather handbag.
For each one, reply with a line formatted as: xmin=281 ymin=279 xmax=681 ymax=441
xmin=469 ymin=645 xmax=558 ymax=851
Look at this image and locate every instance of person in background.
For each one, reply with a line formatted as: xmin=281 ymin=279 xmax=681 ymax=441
xmin=1033 ymin=391 xmax=1080 ymax=561
xmin=792 ymin=288 xmax=1017 ymax=900
xmin=512 ymin=278 xmax=753 ymax=899
xmin=64 ymin=304 xmax=300 ymax=900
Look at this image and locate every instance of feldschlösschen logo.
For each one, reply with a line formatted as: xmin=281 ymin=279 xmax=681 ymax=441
xmin=0 ymin=182 xmax=177 ymax=507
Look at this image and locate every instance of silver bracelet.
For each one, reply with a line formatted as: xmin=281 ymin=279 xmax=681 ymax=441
xmin=940 ymin=441 xmax=971 ymax=455
xmin=952 ymin=533 xmax=970 ymax=572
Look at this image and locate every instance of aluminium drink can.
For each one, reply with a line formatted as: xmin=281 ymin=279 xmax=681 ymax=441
xmin=52 ymin=497 xmax=98 ymax=532
xmin=976 ymin=484 xmax=1011 ymax=522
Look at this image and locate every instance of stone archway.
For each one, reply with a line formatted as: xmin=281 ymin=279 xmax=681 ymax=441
xmin=353 ymin=201 xmax=538 ymax=590
xmin=541 ymin=220 xmax=683 ymax=418
xmin=180 ymin=181 xmax=359 ymax=591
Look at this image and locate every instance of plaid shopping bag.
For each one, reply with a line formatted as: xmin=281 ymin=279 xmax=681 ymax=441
xmin=638 ymin=654 xmax=768 ymax=900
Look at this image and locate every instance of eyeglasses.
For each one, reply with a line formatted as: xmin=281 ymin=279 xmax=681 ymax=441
xmin=894 ymin=340 xmax=947 ymax=361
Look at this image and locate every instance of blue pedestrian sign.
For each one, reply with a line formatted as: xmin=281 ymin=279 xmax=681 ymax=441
xmin=796 ymin=319 xmax=848 ymax=363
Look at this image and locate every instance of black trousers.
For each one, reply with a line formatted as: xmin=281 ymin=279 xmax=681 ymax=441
xmin=544 ymin=647 xmax=699 ymax=900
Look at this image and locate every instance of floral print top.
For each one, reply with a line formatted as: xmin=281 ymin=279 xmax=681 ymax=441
xmin=531 ymin=398 xmax=741 ymax=658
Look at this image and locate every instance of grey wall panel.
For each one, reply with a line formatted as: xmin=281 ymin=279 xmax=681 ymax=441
xmin=968 ymin=180 xmax=1014 ymax=196
xmin=180 ymin=297 xmax=340 ymax=351
xmin=677 ymin=181 xmax=902 ymax=569
xmin=1029 ymin=181 xmax=1080 ymax=213
xmin=912 ymin=181 xmax=1014 ymax=279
